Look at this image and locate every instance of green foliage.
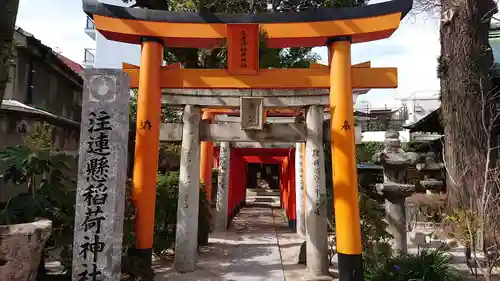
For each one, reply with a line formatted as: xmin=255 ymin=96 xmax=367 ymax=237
xmin=158 ymin=143 xmax=182 ymax=173
xmin=0 ymin=146 xmax=74 ymax=225
xmin=123 ymin=172 xmax=212 ymax=256
xmin=24 ymin=122 xmax=54 ymax=150
xmin=365 ymin=120 xmax=387 ymax=131
xmin=359 ymin=193 xmax=392 ymax=266
xmin=129 ymin=90 xmax=181 ymax=124
xmin=152 ymin=172 xmax=182 ymax=253
xmin=365 ymin=247 xmax=463 ymax=281
xmin=212 ymin=168 xmax=218 ymax=182
xmin=444 ymin=209 xmax=479 ymax=248
xmin=327 ymin=193 xmax=392 ymax=268
xmin=156 ymin=171 xmax=211 ymax=249
xmin=121 ymin=172 xmax=212 ymax=280
xmin=125 ymin=0 xmax=368 ymax=70
xmin=260 ymin=46 xmax=321 ymax=69
xmin=356 ymin=142 xmax=384 ymax=163
xmin=0 ymin=122 xmax=77 ymax=274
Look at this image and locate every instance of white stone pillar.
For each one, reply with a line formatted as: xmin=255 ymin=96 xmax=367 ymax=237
xmin=295 ymin=142 xmax=306 ymax=237
xmin=215 ymin=141 xmax=231 ymax=232
xmin=305 ymin=105 xmax=330 ymax=278
xmin=175 ymin=105 xmax=201 ymax=273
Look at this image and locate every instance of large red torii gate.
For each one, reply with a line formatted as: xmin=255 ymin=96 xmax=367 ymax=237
xmin=83 ymin=0 xmax=412 ymax=278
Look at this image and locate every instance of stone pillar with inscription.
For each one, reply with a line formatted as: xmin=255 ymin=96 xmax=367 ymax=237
xmin=295 ymin=142 xmax=306 ymax=237
xmin=72 ymin=69 xmax=130 ymax=281
xmin=305 ymin=105 xmax=331 ymax=279
xmin=215 ymin=141 xmax=231 ymax=232
xmin=175 ymin=105 xmax=201 ymax=273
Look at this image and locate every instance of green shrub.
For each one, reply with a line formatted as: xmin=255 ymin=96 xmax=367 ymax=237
xmin=365 ymin=247 xmax=463 ymax=281
xmin=359 ymin=193 xmax=392 ymax=267
xmin=0 ymin=140 xmax=77 ymax=275
xmin=121 ymin=172 xmax=212 ymax=280
xmin=152 ymin=172 xmax=212 ymax=253
xmin=327 ymin=193 xmax=392 ymax=267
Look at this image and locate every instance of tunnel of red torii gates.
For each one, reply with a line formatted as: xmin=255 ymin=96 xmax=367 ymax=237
xmin=82 ymin=0 xmax=412 ymax=279
xmin=213 ymin=147 xmax=297 ymax=225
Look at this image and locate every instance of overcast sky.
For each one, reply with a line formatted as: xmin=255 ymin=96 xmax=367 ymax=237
xmin=15 ymin=0 xmax=441 ymax=108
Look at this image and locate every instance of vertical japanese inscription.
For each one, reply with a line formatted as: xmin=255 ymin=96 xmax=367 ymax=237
xmin=240 ymin=30 xmax=247 ymax=68
xmin=312 ymin=148 xmax=321 ymax=216
xmin=78 ymin=111 xmax=112 ymax=281
xmin=73 ymin=70 xmax=130 ymax=281
xmin=227 ymin=24 xmax=259 ymax=74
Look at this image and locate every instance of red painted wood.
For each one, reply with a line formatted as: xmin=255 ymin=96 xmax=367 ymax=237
xmin=288 ymin=148 xmax=296 ymax=220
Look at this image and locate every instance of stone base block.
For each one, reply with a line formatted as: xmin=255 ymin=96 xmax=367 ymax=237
xmin=298 ymin=241 xmax=307 ymax=264
xmin=288 ymin=219 xmax=296 ymax=230
xmin=301 ymin=274 xmax=334 ymax=281
xmin=0 ymin=219 xmax=52 ymax=281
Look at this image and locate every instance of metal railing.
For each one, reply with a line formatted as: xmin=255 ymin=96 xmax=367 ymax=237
xmin=84 ymin=48 xmax=95 ymax=64
xmin=85 ymin=17 xmax=95 ymax=30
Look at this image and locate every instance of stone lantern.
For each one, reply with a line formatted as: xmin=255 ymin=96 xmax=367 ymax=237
xmin=416 ymin=152 xmax=445 ymax=194
xmin=373 ymin=129 xmax=419 ymax=253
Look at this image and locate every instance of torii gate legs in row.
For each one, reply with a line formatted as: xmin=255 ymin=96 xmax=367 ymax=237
xmin=209 ymin=106 xmax=330 ymax=277
xmin=85 ymin=0 xmax=412 ymax=280
xmin=131 ymin=38 xmax=362 ymax=279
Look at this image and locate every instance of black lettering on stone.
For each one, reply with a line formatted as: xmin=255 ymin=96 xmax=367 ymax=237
xmin=77 ymin=263 xmax=102 ymax=281
xmin=82 ymin=183 xmax=108 ymax=206
xmin=87 ymin=132 xmax=111 ymax=156
xmin=86 ymin=156 xmax=110 ymax=178
xmin=81 ymin=205 xmax=105 ymax=234
xmin=79 ymin=235 xmax=105 ymax=263
xmin=88 ymin=111 xmax=112 ymax=133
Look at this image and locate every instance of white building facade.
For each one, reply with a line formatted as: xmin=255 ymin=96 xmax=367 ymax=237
xmin=396 ymin=91 xmax=440 ymax=125
xmin=83 ymin=0 xmax=141 ymax=69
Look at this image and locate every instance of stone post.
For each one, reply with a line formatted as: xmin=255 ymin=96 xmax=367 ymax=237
xmin=215 ymin=141 xmax=231 ymax=232
xmin=373 ymin=129 xmax=419 ymax=254
xmin=295 ymin=142 xmax=306 ymax=237
xmin=72 ymin=70 xmax=130 ymax=281
xmin=175 ymin=105 xmax=201 ymax=272
xmin=305 ymin=105 xmax=330 ymax=279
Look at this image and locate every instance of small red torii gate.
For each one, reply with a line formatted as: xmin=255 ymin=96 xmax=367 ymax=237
xmin=214 ymin=147 xmax=296 ymax=226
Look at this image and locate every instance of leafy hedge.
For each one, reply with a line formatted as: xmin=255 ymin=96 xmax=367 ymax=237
xmin=365 ymin=247 xmax=463 ymax=281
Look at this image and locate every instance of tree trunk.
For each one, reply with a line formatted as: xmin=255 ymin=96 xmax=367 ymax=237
xmin=0 ymin=0 xmax=20 ymax=107
xmin=439 ymin=0 xmax=496 ymax=206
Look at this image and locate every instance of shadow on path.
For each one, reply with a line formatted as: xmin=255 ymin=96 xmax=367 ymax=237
xmin=153 ymin=203 xmax=286 ymax=281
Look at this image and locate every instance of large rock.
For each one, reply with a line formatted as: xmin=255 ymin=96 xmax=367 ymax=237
xmin=0 ymin=219 xmax=52 ymax=281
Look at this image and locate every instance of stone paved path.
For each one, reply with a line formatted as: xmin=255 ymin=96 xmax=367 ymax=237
xmin=153 ymin=203 xmax=286 ymax=281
